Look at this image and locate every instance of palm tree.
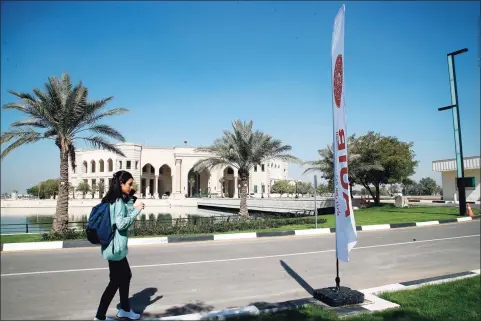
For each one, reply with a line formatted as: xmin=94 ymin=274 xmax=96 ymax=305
xmin=303 ymin=144 xmax=334 ymax=185
xmin=1 ymin=73 xmax=128 ymax=232
xmin=303 ymin=145 xmax=335 ymax=189
xmin=193 ymin=120 xmax=300 ymax=217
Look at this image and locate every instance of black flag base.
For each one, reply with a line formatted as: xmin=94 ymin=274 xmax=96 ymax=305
xmin=313 ymin=286 xmax=365 ymax=307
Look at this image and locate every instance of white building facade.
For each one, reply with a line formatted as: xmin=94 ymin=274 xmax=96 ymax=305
xmin=69 ymin=143 xmax=289 ymax=199
xmin=432 ymin=156 xmax=480 ymax=203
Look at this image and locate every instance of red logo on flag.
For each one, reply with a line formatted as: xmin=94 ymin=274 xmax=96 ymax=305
xmin=333 ymin=54 xmax=343 ymax=108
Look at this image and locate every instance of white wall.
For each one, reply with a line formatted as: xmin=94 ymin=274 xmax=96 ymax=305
xmin=70 ymin=144 xmax=291 ymax=199
xmin=441 ymin=169 xmax=480 ymax=202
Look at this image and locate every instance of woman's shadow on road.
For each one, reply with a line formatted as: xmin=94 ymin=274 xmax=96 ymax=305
xmin=117 ymin=287 xmax=163 ymax=314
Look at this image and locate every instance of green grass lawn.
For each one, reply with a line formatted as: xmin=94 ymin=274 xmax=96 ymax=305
xmin=1 ymin=205 xmax=478 ymax=244
xmin=0 ymin=234 xmax=44 ymax=244
xmin=233 ymin=276 xmax=481 ymax=321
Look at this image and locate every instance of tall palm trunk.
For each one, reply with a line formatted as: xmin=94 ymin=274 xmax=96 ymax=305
xmin=53 ymin=149 xmax=69 ymax=232
xmin=239 ymin=172 xmax=249 ymax=218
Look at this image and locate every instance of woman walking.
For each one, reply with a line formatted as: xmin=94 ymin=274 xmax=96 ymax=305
xmin=95 ymin=170 xmax=144 ymax=321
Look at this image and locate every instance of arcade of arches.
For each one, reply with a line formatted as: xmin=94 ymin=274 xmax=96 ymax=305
xmin=140 ymin=164 xmax=173 ymax=198
xmin=139 ymin=164 xmax=238 ymax=198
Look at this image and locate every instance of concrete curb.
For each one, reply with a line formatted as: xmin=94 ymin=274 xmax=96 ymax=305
xmin=1 ymin=215 xmax=479 ymax=252
xmin=145 ymin=269 xmax=481 ymax=320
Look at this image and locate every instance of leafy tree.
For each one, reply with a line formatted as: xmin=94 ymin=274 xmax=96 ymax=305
xmin=288 ymin=183 xmax=296 ymax=196
xmin=27 ymin=179 xmax=59 ymax=199
xmin=306 ymin=133 xmax=417 ymax=204
xmin=297 ymin=182 xmax=313 ymax=196
xmin=193 ymin=120 xmax=300 ymax=217
xmin=42 ymin=179 xmax=60 ymax=199
xmin=271 ymin=180 xmax=292 ymax=197
xmin=352 ymin=132 xmax=418 ymax=205
xmin=77 ymin=181 xmax=91 ymax=199
xmin=418 ymin=177 xmax=438 ymax=196
xmin=401 ymin=178 xmax=416 ymax=195
xmin=317 ymin=183 xmax=332 ymax=196
xmin=26 ymin=185 xmax=40 ymax=198
xmin=1 ymin=73 xmax=128 ymax=232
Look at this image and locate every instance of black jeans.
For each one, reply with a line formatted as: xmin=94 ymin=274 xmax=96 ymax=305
xmin=96 ymin=258 xmax=132 ymax=320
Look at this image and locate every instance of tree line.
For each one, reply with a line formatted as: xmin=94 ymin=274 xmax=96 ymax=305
xmin=269 ymin=180 xmax=332 ymax=197
xmin=303 ymin=132 xmax=441 ymax=205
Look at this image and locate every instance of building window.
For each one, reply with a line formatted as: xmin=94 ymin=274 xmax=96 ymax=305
xmin=119 ymin=161 xmax=122 ymax=169
xmin=143 ymin=166 xmax=147 ymax=173
xmin=126 ymin=161 xmax=131 ymax=169
xmin=135 ymin=161 xmax=138 ymax=169
xmin=151 ymin=166 xmax=155 ymax=174
xmin=254 ymin=185 xmax=258 ymax=193
xmin=262 ymin=185 xmax=265 ymax=193
xmin=284 ymin=169 xmax=286 ymax=172
xmin=108 ymin=178 xmax=112 ymax=187
xmin=456 ymin=177 xmax=476 ymax=189
xmin=261 ymin=164 xmax=265 ymax=172
xmin=254 ymin=165 xmax=257 ymax=172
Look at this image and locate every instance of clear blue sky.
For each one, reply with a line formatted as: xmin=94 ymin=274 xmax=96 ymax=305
xmin=1 ymin=1 xmax=480 ymax=193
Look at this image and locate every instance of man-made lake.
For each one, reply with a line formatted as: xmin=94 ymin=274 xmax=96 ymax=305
xmin=1 ymin=198 xmax=330 ymax=235
xmin=0 ymin=209 xmax=231 ymax=235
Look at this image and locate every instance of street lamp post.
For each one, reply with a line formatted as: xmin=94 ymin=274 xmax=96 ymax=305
xmin=438 ymin=48 xmax=468 ymax=216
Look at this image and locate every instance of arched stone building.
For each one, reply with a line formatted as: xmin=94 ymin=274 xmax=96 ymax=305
xmin=69 ymin=143 xmax=289 ymax=199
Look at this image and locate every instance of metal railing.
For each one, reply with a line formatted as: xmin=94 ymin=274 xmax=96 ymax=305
xmin=0 ymin=221 xmax=87 ymax=235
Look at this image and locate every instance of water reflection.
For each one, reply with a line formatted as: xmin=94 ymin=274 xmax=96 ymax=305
xmin=1 ymin=210 xmax=230 ymax=235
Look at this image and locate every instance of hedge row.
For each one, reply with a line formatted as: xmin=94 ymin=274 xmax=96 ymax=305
xmin=41 ymin=216 xmax=326 ymax=241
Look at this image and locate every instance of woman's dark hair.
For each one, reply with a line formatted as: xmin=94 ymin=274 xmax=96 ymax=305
xmin=102 ymin=170 xmax=134 ymax=203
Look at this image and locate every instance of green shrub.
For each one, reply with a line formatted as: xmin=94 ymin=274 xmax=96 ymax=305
xmin=40 ymin=216 xmax=327 ymax=240
xmin=156 ymin=213 xmax=172 ymax=226
xmin=42 ymin=230 xmax=86 ymax=241
xmin=129 ymin=216 xmax=326 ymax=237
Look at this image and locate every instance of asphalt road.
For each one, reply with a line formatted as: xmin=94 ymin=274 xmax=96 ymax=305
xmin=1 ymin=221 xmax=480 ymax=320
